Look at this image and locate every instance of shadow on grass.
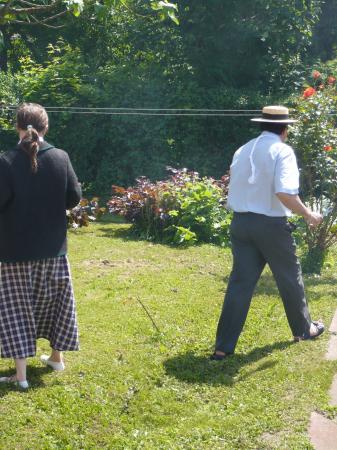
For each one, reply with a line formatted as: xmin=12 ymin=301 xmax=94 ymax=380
xmin=97 ymin=213 xmax=129 ymax=225
xmin=0 ymin=365 xmax=50 ymax=396
xmin=96 ymin=226 xmax=185 ymax=248
xmin=96 ymin=225 xmax=337 ymax=297
xmin=96 ymin=226 xmax=137 ymax=242
xmin=164 ymin=340 xmax=293 ymax=386
xmin=253 ymin=272 xmax=337 ymax=300
xmin=96 ymin=226 xmax=226 ymax=253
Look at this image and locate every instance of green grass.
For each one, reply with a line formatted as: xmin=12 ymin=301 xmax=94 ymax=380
xmin=1 ymin=222 xmax=337 ymax=449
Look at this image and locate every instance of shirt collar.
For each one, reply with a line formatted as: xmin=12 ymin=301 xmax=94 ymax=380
xmin=260 ymin=131 xmax=282 ymax=142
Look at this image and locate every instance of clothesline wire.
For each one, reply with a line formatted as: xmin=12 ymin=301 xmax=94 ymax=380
xmin=2 ymin=104 xmax=262 ymax=112
xmin=0 ymin=106 xmax=264 ymax=116
xmin=1 ymin=105 xmax=259 ymax=116
xmin=1 ymin=104 xmax=337 ymax=116
xmin=15 ymin=111 xmax=258 ymax=116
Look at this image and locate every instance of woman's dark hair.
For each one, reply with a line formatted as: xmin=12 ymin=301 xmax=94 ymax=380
xmin=16 ymin=103 xmax=49 ymax=173
xmin=260 ymin=122 xmax=288 ymax=136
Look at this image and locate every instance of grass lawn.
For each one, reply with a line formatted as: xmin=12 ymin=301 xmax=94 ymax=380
xmin=1 ymin=221 xmax=337 ymax=449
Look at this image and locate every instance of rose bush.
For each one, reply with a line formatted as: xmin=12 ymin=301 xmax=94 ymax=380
xmin=290 ymin=69 xmax=337 ymax=273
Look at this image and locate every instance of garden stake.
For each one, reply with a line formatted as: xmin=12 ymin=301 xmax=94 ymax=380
xmin=136 ymin=296 xmax=161 ymax=334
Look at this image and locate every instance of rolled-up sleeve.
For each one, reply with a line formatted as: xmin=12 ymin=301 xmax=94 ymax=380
xmin=274 ymin=146 xmax=299 ymax=195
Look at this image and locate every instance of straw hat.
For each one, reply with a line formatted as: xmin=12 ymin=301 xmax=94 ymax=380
xmin=251 ymin=105 xmax=297 ymax=123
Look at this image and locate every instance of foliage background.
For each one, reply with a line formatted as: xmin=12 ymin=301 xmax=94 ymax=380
xmin=0 ymin=0 xmax=337 ymax=196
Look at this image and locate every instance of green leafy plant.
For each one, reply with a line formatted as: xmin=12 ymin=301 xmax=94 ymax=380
xmin=107 ymin=167 xmax=231 ymax=246
xmin=290 ymin=69 xmax=337 ymax=273
xmin=17 ymin=40 xmax=85 ymax=105
xmin=163 ymin=168 xmax=231 ymax=246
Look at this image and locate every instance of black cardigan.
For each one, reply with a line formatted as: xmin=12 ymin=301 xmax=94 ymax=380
xmin=0 ymin=142 xmax=81 ymax=263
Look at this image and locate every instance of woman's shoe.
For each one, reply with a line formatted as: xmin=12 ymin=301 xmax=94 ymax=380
xmin=40 ymin=355 xmax=65 ymax=371
xmin=0 ymin=376 xmax=29 ymax=389
xmin=294 ymin=321 xmax=325 ymax=342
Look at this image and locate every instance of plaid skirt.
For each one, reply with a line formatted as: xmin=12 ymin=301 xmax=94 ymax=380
xmin=0 ymin=256 xmax=79 ymax=359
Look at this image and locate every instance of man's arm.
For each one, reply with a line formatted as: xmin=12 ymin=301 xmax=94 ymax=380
xmin=276 ymin=192 xmax=322 ymax=227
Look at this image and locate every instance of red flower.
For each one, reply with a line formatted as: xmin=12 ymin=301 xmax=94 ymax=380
xmin=303 ymin=87 xmax=316 ymax=98
xmin=324 ymin=145 xmax=333 ymax=152
xmin=327 ymin=76 xmax=336 ymax=85
xmin=313 ymin=70 xmax=321 ymax=79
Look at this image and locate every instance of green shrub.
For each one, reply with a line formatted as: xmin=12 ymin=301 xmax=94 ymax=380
xmin=163 ymin=168 xmax=231 ymax=245
xmin=108 ymin=167 xmax=231 ymax=246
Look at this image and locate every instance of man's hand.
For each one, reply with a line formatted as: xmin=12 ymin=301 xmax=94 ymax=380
xmin=276 ymin=192 xmax=323 ymax=228
xmin=303 ymin=211 xmax=323 ymax=228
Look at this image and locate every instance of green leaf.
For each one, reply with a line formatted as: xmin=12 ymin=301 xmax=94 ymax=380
xmin=158 ymin=1 xmax=178 ymax=11
xmin=64 ymin=0 xmax=84 ymax=16
xmin=168 ymin=10 xmax=179 ymax=25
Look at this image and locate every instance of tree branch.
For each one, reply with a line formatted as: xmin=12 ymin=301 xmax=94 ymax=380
xmin=0 ymin=0 xmax=63 ymax=18
xmin=30 ymin=9 xmax=68 ymax=24
xmin=9 ymin=3 xmax=62 ymax=14
xmin=0 ymin=0 xmax=70 ymax=27
xmin=11 ymin=18 xmax=65 ymax=28
xmin=17 ymin=0 xmax=44 ymax=6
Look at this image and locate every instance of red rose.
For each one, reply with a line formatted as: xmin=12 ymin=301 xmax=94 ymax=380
xmin=324 ymin=145 xmax=333 ymax=152
xmin=303 ymin=87 xmax=316 ymax=98
xmin=327 ymin=76 xmax=336 ymax=85
xmin=313 ymin=70 xmax=321 ymax=79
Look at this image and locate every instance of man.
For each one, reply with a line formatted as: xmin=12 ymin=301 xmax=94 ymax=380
xmin=211 ymin=105 xmax=324 ymax=361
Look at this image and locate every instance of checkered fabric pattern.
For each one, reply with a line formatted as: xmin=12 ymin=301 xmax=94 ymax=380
xmin=0 ymin=256 xmax=79 ymax=358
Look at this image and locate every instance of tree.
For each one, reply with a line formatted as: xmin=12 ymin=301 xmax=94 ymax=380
xmin=0 ymin=0 xmax=177 ymax=28
xmin=0 ymin=1 xmax=178 ymax=70
xmin=0 ymin=1 xmax=83 ymax=28
xmin=176 ymin=0 xmax=322 ymax=92
xmin=312 ymin=0 xmax=337 ymax=61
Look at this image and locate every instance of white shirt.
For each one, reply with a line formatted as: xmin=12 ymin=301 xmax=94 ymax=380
xmin=227 ymin=131 xmax=299 ymax=217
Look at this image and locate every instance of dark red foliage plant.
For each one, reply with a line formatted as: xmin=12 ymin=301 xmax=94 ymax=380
xmin=107 ymin=167 xmax=231 ymax=244
xmin=67 ymin=197 xmax=106 ymax=228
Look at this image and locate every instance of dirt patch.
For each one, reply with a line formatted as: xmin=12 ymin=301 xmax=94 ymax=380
xmin=260 ymin=431 xmax=289 ymax=449
xmin=83 ymin=258 xmax=152 ymax=269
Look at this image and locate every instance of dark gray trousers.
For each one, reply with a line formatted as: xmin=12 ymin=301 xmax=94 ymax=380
xmin=215 ymin=212 xmax=311 ymax=354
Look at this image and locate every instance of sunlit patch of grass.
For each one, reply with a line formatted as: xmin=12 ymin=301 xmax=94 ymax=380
xmin=0 ymin=222 xmax=336 ymax=449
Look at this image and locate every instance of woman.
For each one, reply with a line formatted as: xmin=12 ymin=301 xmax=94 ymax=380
xmin=0 ymin=103 xmax=81 ymax=388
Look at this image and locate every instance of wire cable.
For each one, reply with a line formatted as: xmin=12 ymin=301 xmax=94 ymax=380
xmin=2 ymin=104 xmax=336 ymax=116
xmin=2 ymin=104 xmax=261 ymax=112
xmin=0 ymin=105 xmax=265 ymax=117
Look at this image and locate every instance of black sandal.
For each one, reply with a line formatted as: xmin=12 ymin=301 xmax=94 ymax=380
xmin=210 ymin=352 xmax=233 ymax=361
xmin=293 ymin=321 xmax=325 ymax=342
